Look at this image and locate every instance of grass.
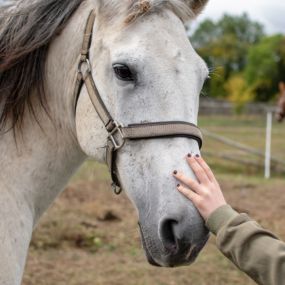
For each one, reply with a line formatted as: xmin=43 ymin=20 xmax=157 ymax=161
xmin=22 ymin=114 xmax=285 ymax=285
xmin=199 ymin=114 xmax=285 ymax=177
xmin=71 ymin=160 xmax=109 ymax=182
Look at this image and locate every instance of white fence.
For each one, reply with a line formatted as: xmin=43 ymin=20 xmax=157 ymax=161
xmin=200 ymin=100 xmax=283 ymax=178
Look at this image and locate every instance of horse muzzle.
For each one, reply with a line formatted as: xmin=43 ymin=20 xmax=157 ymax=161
xmin=138 ymin=213 xmax=209 ymax=267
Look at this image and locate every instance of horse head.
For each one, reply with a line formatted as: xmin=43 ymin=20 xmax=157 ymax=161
xmin=75 ymin=0 xmax=210 ymax=267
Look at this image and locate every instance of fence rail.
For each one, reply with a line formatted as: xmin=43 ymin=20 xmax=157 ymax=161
xmin=199 ymin=99 xmax=276 ymax=115
xmin=202 ymin=123 xmax=285 ymax=176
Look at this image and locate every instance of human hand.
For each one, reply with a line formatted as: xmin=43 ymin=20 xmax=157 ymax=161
xmin=173 ymin=154 xmax=227 ymax=220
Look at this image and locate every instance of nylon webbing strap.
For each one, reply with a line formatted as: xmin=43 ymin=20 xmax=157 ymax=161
xmin=74 ymin=10 xmax=97 ymax=114
xmin=105 ymin=122 xmax=203 ymax=193
xmin=81 ymin=10 xmax=96 ymax=60
xmin=121 ymin=122 xmax=203 ymax=149
xmin=84 ymin=72 xmax=115 ymax=131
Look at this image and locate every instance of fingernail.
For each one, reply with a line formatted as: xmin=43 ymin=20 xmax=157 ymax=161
xmin=177 ymin=184 xmax=180 ymax=188
xmin=187 ymin=153 xmax=192 ymax=158
xmin=173 ymin=170 xmax=177 ymax=175
xmin=195 ymin=154 xmax=200 ymax=158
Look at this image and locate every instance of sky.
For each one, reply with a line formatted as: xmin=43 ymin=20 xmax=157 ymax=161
xmin=191 ymin=0 xmax=285 ymax=35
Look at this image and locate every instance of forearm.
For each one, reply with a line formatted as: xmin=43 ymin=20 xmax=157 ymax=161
xmin=207 ymin=205 xmax=285 ymax=285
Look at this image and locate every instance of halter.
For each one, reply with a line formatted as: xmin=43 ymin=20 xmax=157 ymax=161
xmin=74 ymin=10 xmax=203 ymax=195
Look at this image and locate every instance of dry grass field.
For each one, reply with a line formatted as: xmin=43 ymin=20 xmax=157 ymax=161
xmin=22 ymin=115 xmax=285 ymax=285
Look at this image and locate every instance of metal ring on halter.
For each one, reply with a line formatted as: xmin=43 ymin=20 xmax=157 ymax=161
xmin=108 ymin=121 xmax=126 ymax=150
xmin=112 ymin=183 xmax=122 ymax=195
xmin=78 ymin=58 xmax=91 ymax=75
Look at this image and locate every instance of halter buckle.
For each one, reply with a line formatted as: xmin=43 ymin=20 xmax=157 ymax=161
xmin=108 ymin=121 xmax=125 ymax=150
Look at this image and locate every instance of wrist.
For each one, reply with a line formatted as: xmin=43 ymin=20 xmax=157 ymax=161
xmin=205 ymin=204 xmax=239 ymax=235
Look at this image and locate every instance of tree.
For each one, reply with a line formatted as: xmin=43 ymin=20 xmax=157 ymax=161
xmin=190 ymin=13 xmax=265 ymax=98
xmin=225 ymin=74 xmax=254 ymax=111
xmin=245 ymin=35 xmax=285 ymax=102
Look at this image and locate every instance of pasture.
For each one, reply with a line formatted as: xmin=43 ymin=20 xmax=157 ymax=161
xmin=22 ymin=115 xmax=285 ymax=285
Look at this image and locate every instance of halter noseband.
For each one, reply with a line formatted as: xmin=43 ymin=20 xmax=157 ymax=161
xmin=74 ymin=10 xmax=203 ymax=194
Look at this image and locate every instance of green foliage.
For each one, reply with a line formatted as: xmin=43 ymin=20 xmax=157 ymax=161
xmin=225 ymin=74 xmax=254 ymax=111
xmin=191 ymin=13 xmax=264 ymax=78
xmin=189 ymin=13 xmax=285 ymax=103
xmin=245 ymin=35 xmax=285 ymax=101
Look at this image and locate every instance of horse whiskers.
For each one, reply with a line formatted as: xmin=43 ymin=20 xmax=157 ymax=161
xmin=200 ymin=89 xmax=208 ymax=97
xmin=97 ymin=145 xmax=107 ymax=150
xmin=208 ymin=66 xmax=216 ymax=74
xmin=186 ymin=244 xmax=196 ymax=260
xmin=208 ymin=66 xmax=224 ymax=79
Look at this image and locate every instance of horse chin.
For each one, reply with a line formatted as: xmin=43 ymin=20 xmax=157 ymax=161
xmin=138 ymin=222 xmax=161 ymax=267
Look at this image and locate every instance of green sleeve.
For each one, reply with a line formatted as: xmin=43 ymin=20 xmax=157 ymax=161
xmin=206 ymin=205 xmax=285 ymax=285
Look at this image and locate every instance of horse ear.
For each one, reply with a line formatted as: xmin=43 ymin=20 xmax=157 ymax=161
xmin=185 ymin=0 xmax=209 ymax=16
xmin=279 ymin=82 xmax=285 ymax=93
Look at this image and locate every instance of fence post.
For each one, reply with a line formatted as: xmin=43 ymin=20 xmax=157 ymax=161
xmin=265 ymin=111 xmax=272 ymax=179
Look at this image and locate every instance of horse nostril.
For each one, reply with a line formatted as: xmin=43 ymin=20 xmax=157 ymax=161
xmin=160 ymin=219 xmax=179 ymax=253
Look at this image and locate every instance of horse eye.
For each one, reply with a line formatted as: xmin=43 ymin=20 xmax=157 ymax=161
xmin=113 ymin=64 xmax=135 ymax=82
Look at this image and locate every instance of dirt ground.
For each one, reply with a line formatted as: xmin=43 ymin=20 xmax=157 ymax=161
xmin=22 ymin=162 xmax=285 ymax=285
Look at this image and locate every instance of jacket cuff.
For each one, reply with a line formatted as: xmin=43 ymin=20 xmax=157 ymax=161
xmin=206 ymin=205 xmax=239 ymax=235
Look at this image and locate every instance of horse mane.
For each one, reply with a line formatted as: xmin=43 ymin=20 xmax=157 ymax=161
xmin=0 ymin=0 xmax=84 ymax=131
xmin=0 ymin=0 xmax=194 ymax=132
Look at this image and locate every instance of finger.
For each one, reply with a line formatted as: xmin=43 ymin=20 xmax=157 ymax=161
xmin=186 ymin=154 xmax=209 ymax=184
xmin=177 ymin=184 xmax=200 ymax=202
xmin=194 ymin=156 xmax=216 ymax=183
xmin=173 ymin=171 xmax=202 ymax=194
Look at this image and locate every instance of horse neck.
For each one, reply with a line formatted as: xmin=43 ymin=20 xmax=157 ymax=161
xmin=0 ymin=4 xmax=93 ymax=284
xmin=0 ymin=116 xmax=85 ymax=283
xmin=0 ymin=1 xmax=93 ymax=224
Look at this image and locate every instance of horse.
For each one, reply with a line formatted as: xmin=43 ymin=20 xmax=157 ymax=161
xmin=276 ymin=82 xmax=285 ymax=122
xmin=0 ymin=0 xmax=210 ymax=283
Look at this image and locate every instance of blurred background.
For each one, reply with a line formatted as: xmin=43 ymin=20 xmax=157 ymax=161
xmin=8 ymin=0 xmax=283 ymax=284
xmin=189 ymin=0 xmax=285 ymax=107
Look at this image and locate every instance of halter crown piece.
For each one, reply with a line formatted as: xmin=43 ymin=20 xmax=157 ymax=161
xmin=74 ymin=10 xmax=203 ymax=195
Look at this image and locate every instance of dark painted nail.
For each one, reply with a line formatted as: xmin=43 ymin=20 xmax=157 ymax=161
xmin=187 ymin=153 xmax=192 ymax=158
xmin=177 ymin=184 xmax=180 ymax=188
xmin=173 ymin=170 xmax=177 ymax=175
xmin=195 ymin=154 xmax=200 ymax=158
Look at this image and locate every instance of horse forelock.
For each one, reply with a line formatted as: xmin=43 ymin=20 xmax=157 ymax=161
xmin=98 ymin=0 xmax=194 ymax=27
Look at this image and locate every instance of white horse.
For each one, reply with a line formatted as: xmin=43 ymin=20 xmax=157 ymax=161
xmin=0 ymin=0 xmax=209 ymax=284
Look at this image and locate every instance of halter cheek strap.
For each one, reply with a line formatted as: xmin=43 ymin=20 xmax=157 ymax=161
xmin=74 ymin=10 xmax=203 ymax=195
